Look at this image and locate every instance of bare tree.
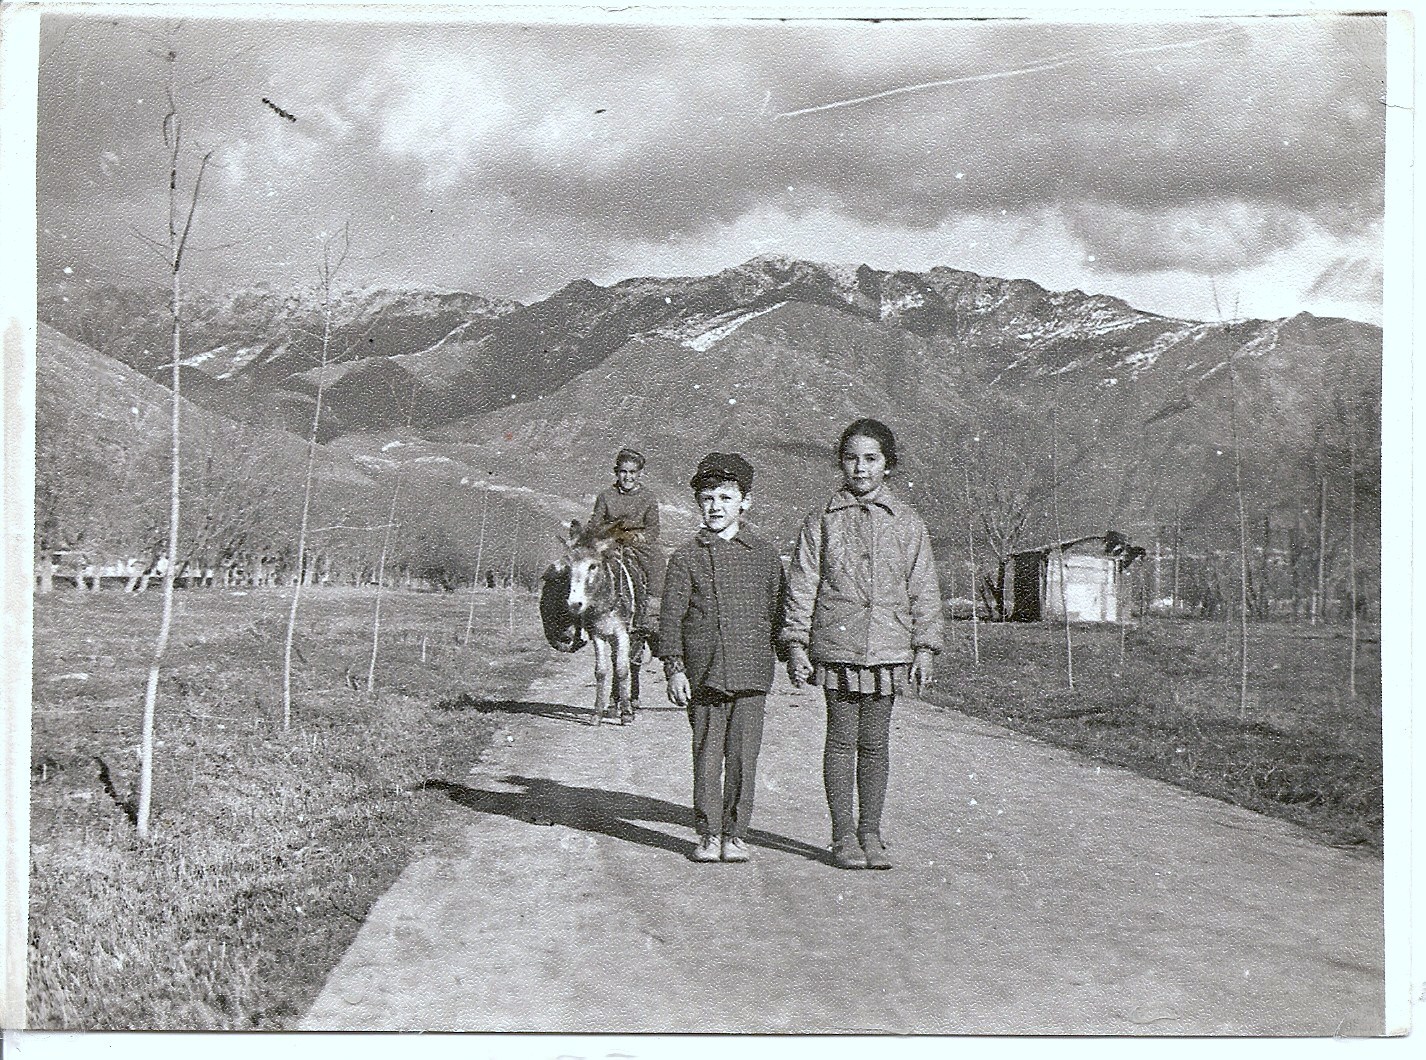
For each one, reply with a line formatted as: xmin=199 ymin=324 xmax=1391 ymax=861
xmin=1215 ymin=286 xmax=1250 ymax=719
xmin=462 ymin=488 xmax=490 ymax=646
xmin=963 ymin=433 xmax=1039 ymax=560
xmin=366 ymin=382 xmax=417 ymax=695
xmin=366 ymin=469 xmax=402 ymax=696
xmin=507 ymin=504 xmax=523 ymax=635
xmin=1049 ymin=407 xmax=1073 ymax=689
xmin=137 ymin=45 xmax=214 ymax=840
xmin=962 ymin=467 xmax=980 ymax=667
xmin=1314 ymin=473 xmax=1328 ymax=626
xmin=1346 ymin=359 xmax=1359 ymax=698
xmin=1171 ymin=504 xmax=1181 ymax=615
xmin=1118 ymin=556 xmax=1128 ymax=668
xmin=283 ymin=226 xmax=349 ymax=728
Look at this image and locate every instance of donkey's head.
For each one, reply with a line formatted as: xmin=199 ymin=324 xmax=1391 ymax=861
xmin=559 ymin=519 xmax=615 ymax=618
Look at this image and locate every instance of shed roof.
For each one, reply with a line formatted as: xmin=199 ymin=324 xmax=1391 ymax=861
xmin=1011 ymin=530 xmax=1145 ymax=567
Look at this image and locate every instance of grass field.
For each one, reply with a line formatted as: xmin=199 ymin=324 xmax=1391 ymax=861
xmin=27 ymin=585 xmax=548 ymax=1030
xmin=927 ymin=616 xmax=1383 ymax=852
xmin=26 ymin=589 xmax=1383 ymax=1029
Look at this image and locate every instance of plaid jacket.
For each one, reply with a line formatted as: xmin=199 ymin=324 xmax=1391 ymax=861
xmin=658 ymin=527 xmax=787 ymax=695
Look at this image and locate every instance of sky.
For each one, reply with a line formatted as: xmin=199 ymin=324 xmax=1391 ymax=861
xmin=35 ymin=10 xmax=1386 ymax=324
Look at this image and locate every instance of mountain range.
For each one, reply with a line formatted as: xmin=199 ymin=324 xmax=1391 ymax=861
xmin=39 ymin=255 xmax=1381 ymax=567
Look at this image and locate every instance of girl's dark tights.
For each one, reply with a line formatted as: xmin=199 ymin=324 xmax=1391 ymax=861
xmin=823 ymin=689 xmax=894 ymax=842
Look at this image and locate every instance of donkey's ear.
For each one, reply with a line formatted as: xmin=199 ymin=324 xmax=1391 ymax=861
xmin=564 ymin=519 xmax=582 ymax=544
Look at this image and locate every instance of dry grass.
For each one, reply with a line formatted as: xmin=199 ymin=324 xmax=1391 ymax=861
xmin=28 ymin=591 xmax=1382 ymax=1028
xmin=28 ymin=585 xmax=548 ymax=1029
xmin=929 ymin=617 xmax=1383 ymax=852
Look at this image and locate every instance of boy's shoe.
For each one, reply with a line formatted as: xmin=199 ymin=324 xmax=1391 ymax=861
xmin=860 ymin=833 xmax=892 ymax=870
xmin=832 ymin=836 xmax=865 ymax=870
xmin=721 ymin=836 xmax=751 ymax=862
xmin=690 ymin=836 xmax=722 ymax=863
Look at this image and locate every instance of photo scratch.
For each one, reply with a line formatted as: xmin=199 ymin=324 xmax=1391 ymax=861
xmin=773 ymin=29 xmax=1240 ymax=120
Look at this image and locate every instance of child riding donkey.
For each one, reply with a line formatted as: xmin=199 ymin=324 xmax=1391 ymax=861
xmin=587 ymin=447 xmax=664 ymax=654
xmin=537 ymin=448 xmax=664 ymax=725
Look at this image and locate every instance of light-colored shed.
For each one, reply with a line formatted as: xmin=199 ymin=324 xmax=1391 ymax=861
xmin=1000 ymin=533 xmax=1144 ymax=623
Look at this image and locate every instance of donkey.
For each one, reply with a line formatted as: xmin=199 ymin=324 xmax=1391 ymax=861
xmin=540 ymin=519 xmax=645 ymax=725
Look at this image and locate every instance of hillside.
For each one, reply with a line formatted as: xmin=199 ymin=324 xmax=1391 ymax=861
xmin=39 ymin=256 xmax=1382 ymax=605
xmin=33 ymin=324 xmax=560 ymax=589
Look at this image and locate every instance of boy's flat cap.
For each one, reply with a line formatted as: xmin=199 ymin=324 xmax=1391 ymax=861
xmin=690 ymin=452 xmax=754 ymax=493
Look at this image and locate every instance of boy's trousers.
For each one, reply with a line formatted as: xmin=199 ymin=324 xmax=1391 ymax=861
xmin=687 ymin=690 xmax=766 ymax=839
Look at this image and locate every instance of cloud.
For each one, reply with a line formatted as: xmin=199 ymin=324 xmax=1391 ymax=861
xmin=1304 ymin=253 xmax=1385 ymax=305
xmin=34 ymin=14 xmax=1386 ymax=321
xmin=1065 ymin=201 xmax=1309 ymax=274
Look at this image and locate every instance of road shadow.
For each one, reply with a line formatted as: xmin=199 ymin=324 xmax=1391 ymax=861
xmin=435 ymin=694 xmax=595 ymax=726
xmin=422 ymin=774 xmax=831 ymax=864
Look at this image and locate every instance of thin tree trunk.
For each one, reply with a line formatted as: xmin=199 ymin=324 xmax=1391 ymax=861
xmin=963 ymin=468 xmax=980 ymax=667
xmin=283 ymin=228 xmax=347 ymax=730
xmin=1315 ymin=474 xmax=1328 ymax=626
xmin=463 ymin=490 xmax=489 ymax=647
xmin=1347 ymin=369 xmax=1359 ymax=697
xmin=1118 ymin=559 xmax=1127 ymax=667
xmin=945 ymin=560 xmax=957 ymax=649
xmin=366 ymin=382 xmax=416 ymax=694
xmin=1050 ymin=407 xmax=1072 ymax=689
xmin=137 ymin=57 xmax=211 ymax=841
xmin=366 ymin=476 xmax=401 ymax=696
xmin=1266 ymin=513 xmax=1277 ymax=622
xmin=1153 ymin=530 xmax=1161 ymax=612
xmin=1227 ymin=350 xmax=1250 ymax=719
xmin=507 ymin=506 xmax=522 ymax=636
xmin=1294 ymin=522 xmax=1306 ymax=622
xmin=1172 ymin=506 xmax=1181 ymax=615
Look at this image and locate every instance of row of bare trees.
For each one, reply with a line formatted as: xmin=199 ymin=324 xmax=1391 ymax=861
xmin=34 ymin=400 xmax=550 ymax=595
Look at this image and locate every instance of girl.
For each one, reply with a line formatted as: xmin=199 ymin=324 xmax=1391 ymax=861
xmin=783 ymin=419 xmax=944 ymax=870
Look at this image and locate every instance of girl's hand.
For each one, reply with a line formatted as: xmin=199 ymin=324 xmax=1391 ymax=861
xmin=787 ymin=645 xmax=814 ymax=688
xmin=667 ymin=671 xmax=692 ymax=707
xmin=910 ymin=649 xmax=935 ymax=695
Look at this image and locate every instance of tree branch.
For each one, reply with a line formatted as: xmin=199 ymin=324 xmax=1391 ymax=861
xmin=174 ymin=150 xmax=214 ymax=271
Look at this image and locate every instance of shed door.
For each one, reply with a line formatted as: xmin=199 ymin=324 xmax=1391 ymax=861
xmin=1045 ymin=554 xmax=1117 ymax=623
xmin=1009 ymin=552 xmax=1042 ymax=621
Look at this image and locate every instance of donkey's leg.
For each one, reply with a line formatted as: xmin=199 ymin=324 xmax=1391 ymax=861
xmin=592 ymin=636 xmax=610 ymax=725
xmin=629 ymin=630 xmax=642 ymax=712
xmin=614 ymin=625 xmax=633 ymax=724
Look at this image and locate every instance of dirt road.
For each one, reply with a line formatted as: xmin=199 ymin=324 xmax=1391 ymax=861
xmin=300 ymin=648 xmax=1383 ymax=1034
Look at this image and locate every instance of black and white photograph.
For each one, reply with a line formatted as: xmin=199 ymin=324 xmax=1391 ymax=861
xmin=1 ymin=0 xmax=1408 ymax=1040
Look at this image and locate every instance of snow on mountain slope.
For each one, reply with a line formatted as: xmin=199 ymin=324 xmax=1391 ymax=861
xmin=655 ymin=301 xmax=790 ymax=351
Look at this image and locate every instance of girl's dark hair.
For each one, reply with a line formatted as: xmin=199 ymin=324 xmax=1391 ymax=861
xmin=838 ymin=418 xmax=899 ymax=470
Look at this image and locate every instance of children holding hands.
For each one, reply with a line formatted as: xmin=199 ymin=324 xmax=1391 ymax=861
xmin=654 ymin=421 xmax=942 ymax=872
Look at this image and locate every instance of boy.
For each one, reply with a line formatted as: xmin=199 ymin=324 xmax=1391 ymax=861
xmin=659 ymin=453 xmax=786 ymax=863
xmin=589 ymin=447 xmax=662 ymax=636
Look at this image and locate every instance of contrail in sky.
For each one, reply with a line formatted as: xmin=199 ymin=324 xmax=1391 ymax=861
xmin=772 ymin=28 xmax=1242 ymax=120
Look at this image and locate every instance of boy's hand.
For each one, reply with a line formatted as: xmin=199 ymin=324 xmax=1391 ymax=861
xmin=786 ymin=645 xmax=813 ymax=688
xmin=910 ymin=649 xmax=935 ymax=695
xmin=667 ymin=671 xmax=692 ymax=707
